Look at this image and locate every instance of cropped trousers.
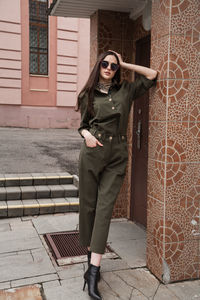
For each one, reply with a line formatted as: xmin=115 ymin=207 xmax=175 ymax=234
xmin=78 ymin=133 xmax=128 ymax=254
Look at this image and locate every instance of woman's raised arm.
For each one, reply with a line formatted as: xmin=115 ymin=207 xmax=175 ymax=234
xmin=109 ymin=50 xmax=158 ymax=80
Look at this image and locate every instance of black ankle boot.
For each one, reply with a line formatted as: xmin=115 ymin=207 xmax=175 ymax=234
xmin=83 ymin=264 xmax=102 ymax=300
xmin=87 ymin=250 xmax=101 ymax=281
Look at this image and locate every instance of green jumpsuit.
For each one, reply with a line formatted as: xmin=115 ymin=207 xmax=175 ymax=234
xmin=78 ymin=75 xmax=156 ymax=254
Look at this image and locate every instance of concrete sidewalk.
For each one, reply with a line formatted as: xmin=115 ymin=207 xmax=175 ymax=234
xmin=0 ymin=213 xmax=200 ymax=300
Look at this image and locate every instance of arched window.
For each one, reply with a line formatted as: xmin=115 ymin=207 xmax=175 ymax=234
xmin=29 ymin=0 xmax=48 ymax=75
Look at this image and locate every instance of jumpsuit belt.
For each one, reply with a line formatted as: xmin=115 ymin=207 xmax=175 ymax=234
xmin=89 ymin=129 xmax=127 ymax=142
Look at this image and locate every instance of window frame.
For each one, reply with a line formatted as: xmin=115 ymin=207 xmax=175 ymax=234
xmin=29 ymin=0 xmax=49 ymax=76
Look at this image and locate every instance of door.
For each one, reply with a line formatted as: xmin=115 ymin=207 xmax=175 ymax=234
xmin=130 ymin=35 xmax=151 ymax=227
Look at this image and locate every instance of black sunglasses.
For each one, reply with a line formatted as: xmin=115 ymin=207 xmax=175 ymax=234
xmin=101 ymin=60 xmax=119 ymax=72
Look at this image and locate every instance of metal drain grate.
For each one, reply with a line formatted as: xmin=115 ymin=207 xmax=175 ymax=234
xmin=44 ymin=231 xmax=118 ymax=266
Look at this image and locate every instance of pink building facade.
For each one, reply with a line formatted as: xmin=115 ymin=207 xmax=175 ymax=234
xmin=0 ymin=0 xmax=90 ymax=128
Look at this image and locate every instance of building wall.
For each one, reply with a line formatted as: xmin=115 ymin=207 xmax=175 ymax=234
xmin=147 ymin=0 xmax=200 ymax=283
xmin=0 ymin=0 xmax=21 ymax=105
xmin=0 ymin=0 xmax=90 ymax=128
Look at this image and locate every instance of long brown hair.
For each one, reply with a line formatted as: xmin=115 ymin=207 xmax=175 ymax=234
xmin=75 ymin=51 xmax=121 ymax=115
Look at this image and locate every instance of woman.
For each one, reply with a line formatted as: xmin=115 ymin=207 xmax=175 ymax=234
xmin=76 ymin=50 xmax=157 ymax=300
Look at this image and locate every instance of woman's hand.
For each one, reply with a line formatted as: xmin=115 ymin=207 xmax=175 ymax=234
xmin=109 ymin=49 xmax=157 ymax=80
xmin=85 ymin=134 xmax=103 ymax=148
xmin=81 ymin=130 xmax=103 ymax=148
xmin=109 ymin=50 xmax=123 ymax=65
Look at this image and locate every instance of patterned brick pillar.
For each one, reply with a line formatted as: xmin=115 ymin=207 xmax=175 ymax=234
xmin=147 ymin=0 xmax=200 ymax=282
xmin=90 ymin=10 xmax=134 ymax=218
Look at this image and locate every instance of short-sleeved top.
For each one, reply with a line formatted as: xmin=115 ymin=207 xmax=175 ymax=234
xmin=78 ymin=75 xmax=156 ymax=137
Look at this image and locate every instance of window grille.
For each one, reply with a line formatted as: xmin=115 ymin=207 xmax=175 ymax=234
xmin=29 ymin=0 xmax=48 ymax=75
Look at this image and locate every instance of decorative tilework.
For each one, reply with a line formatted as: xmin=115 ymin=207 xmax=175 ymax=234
xmin=147 ymin=232 xmax=200 ymax=282
xmin=151 ymin=35 xmax=170 ymax=71
xmin=165 ymin=202 xmax=199 ymax=242
xmin=147 ymin=196 xmax=164 ymax=235
xmin=166 ymin=239 xmax=200 ymax=281
xmin=147 ymin=158 xmax=165 ymax=201
xmin=149 ymin=80 xmax=200 ymax=123
xmin=149 ymin=85 xmax=167 ymax=121
xmin=147 ymin=0 xmax=200 ymax=283
xmin=151 ymin=0 xmax=200 ymax=40
xmin=151 ymin=36 xmax=199 ymax=80
xmin=170 ymin=36 xmax=200 ymax=79
xmin=154 ymin=137 xmax=187 ymax=187
xmin=146 ymin=232 xmax=163 ymax=280
xmin=170 ymin=0 xmax=200 ymax=37
xmin=151 ymin=0 xmax=170 ymax=41
xmin=167 ymin=122 xmax=200 ymax=162
xmin=148 ymin=121 xmax=166 ymax=160
xmin=165 ymin=163 xmax=200 ymax=203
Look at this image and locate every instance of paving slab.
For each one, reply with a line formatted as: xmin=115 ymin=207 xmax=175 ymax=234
xmin=32 ymin=213 xmax=79 ymax=234
xmin=114 ymin=268 xmax=159 ymax=299
xmin=0 ymin=282 xmax=11 ymax=290
xmin=0 ymin=217 xmax=22 ymax=225
xmin=154 ymin=284 xmax=180 ymax=300
xmin=100 ymin=258 xmax=130 ymax=273
xmin=11 ymin=273 xmax=59 ymax=288
xmin=0 ymin=223 xmax=10 ymax=233
xmin=0 ymin=249 xmax=55 ymax=282
xmin=98 ymin=279 xmax=121 ymax=300
xmin=130 ymin=289 xmax=148 ymax=300
xmin=43 ymin=276 xmax=90 ymax=300
xmin=0 ymin=285 xmax=42 ymax=300
xmin=109 ymin=238 xmax=146 ymax=268
xmin=102 ymin=271 xmax=133 ymax=299
xmin=167 ymin=280 xmax=200 ymax=300
xmin=42 ymin=280 xmax=61 ymax=289
xmin=108 ymin=220 xmax=146 ymax=242
xmin=57 ymin=263 xmax=84 ymax=280
xmin=0 ymin=221 xmax=42 ymax=254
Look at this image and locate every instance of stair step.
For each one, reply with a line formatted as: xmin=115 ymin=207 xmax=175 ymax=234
xmin=0 ymin=197 xmax=79 ymax=218
xmin=0 ymin=184 xmax=78 ymax=201
xmin=0 ymin=172 xmax=74 ymax=187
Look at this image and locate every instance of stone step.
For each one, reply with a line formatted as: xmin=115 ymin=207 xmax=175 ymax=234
xmin=0 ymin=184 xmax=79 ymax=201
xmin=0 ymin=172 xmax=74 ymax=187
xmin=0 ymin=197 xmax=79 ymax=218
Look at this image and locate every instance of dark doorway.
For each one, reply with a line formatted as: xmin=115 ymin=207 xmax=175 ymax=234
xmin=130 ymin=35 xmax=151 ymax=227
